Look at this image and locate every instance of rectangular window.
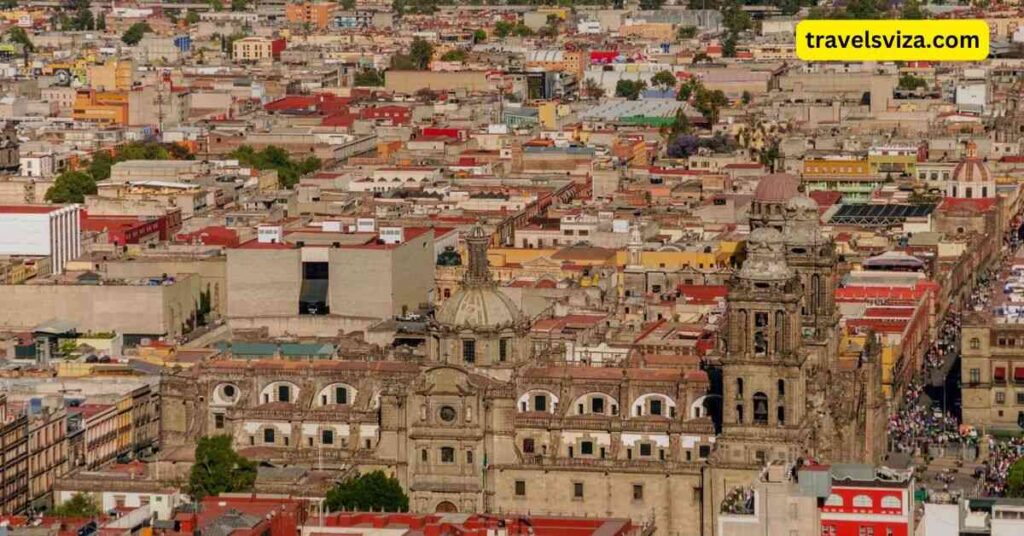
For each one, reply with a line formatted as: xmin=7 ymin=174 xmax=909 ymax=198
xmin=650 ymin=399 xmax=662 ymax=416
xmin=441 ymin=447 xmax=455 ymax=463
xmin=534 ymin=396 xmax=547 ymax=412
xmin=633 ymin=484 xmax=643 ymax=501
xmin=278 ymin=385 xmax=290 ymax=402
xmin=523 ymin=438 xmax=535 ymax=453
xmin=214 ymin=413 xmax=224 ymax=429
xmin=263 ymin=428 xmax=275 ymax=444
xmin=336 ymin=387 xmax=347 ymax=404
xmin=321 ymin=430 xmax=334 ymax=445
xmin=639 ymin=443 xmax=652 ymax=457
xmin=462 ymin=340 xmax=476 ymax=363
xmin=997 ymin=391 xmax=1006 ymax=404
xmin=573 ymin=482 xmax=584 ymax=499
xmin=581 ymin=441 xmax=594 ymax=455
xmin=591 ymin=397 xmax=605 ymax=414
xmin=970 ymin=368 xmax=981 ymax=384
xmin=466 ymin=450 xmax=474 ymax=464
xmin=1017 ymin=392 xmax=1024 ymax=405
xmin=421 ymin=449 xmax=427 ymax=462
xmin=515 ymin=480 xmax=526 ymax=496
xmin=499 ymin=338 xmax=509 ymax=362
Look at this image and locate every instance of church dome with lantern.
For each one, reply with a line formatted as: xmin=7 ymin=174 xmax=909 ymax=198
xmin=947 ymin=141 xmax=995 ymax=199
xmin=431 ymin=226 xmax=529 ymax=368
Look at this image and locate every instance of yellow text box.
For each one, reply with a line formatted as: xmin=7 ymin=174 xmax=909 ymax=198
xmin=796 ymin=19 xmax=990 ymax=62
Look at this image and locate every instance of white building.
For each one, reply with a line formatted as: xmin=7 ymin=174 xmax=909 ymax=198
xmin=0 ymin=204 xmax=81 ymax=274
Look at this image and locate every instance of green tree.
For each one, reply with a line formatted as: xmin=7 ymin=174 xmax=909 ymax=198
xmin=1008 ymin=458 xmax=1024 ymax=497
xmin=615 ymin=79 xmax=646 ymax=100
xmin=354 ymin=68 xmax=384 ymax=86
xmin=722 ymin=1 xmax=752 ymax=35
xmin=650 ymin=70 xmax=677 ymax=92
xmin=409 ymin=37 xmax=433 ymax=70
xmin=677 ymin=26 xmax=697 ymax=39
xmin=722 ymin=33 xmax=738 ymax=58
xmin=440 ymin=49 xmax=467 ymax=62
xmin=741 ymin=90 xmax=752 ymax=105
xmin=472 ymin=29 xmax=487 ymax=43
xmin=121 ymin=22 xmax=153 ymax=45
xmin=898 ymin=73 xmax=928 ymax=91
xmin=6 ymin=27 xmax=34 ymax=53
xmin=693 ymin=86 xmax=729 ymax=124
xmin=340 ymin=0 xmax=356 ymax=9
xmin=677 ymin=78 xmax=700 ymax=101
xmin=664 ymin=109 xmax=692 ymax=140
xmin=229 ymin=145 xmax=321 ymax=188
xmin=96 ymin=12 xmax=106 ymax=30
xmin=45 ymin=171 xmax=97 ymax=203
xmin=493 ymin=20 xmax=512 ymax=38
xmin=210 ymin=0 xmax=224 ymax=11
xmin=189 ymin=435 xmax=257 ymax=501
xmin=52 ymin=492 xmax=101 ymax=518
xmin=511 ymin=23 xmax=533 ymax=37
xmin=185 ymin=10 xmax=200 ymax=25
xmin=88 ymin=151 xmax=115 ymax=182
xmin=230 ymin=0 xmax=248 ymax=11
xmin=325 ymin=471 xmax=409 ymax=512
xmin=73 ymin=7 xmax=95 ymax=30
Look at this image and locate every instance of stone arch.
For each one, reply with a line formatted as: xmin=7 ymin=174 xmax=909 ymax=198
xmin=316 ymin=383 xmax=358 ymax=406
xmin=631 ymin=393 xmax=677 ymax=418
xmin=517 ymin=389 xmax=559 ymax=413
xmin=435 ymin=501 xmax=458 ymax=513
xmin=570 ymin=392 xmax=619 ymax=416
xmin=260 ymin=381 xmax=300 ymax=404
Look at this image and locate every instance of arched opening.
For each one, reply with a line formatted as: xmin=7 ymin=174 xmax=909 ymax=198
xmin=435 ymin=501 xmax=458 ymax=513
xmin=753 ymin=392 xmax=769 ymax=425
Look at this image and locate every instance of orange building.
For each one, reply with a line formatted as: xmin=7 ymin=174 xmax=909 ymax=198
xmin=285 ymin=1 xmax=335 ymax=30
xmin=72 ymin=90 xmax=129 ymax=125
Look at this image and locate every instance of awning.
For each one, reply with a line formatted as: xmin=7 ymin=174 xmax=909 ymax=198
xmin=995 ymin=367 xmax=1007 ymax=381
xmin=1014 ymin=367 xmax=1024 ymax=382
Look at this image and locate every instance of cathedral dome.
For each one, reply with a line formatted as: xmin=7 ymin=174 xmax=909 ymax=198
xmin=753 ymin=174 xmax=801 ymax=203
xmin=951 ymin=142 xmax=991 ymax=183
xmin=433 ymin=225 xmax=526 ymax=331
xmin=435 ymin=286 xmax=523 ymax=329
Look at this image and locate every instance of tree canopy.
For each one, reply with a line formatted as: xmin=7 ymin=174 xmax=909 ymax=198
xmin=188 ymin=435 xmax=257 ymax=501
xmin=898 ymin=73 xmax=928 ymax=91
xmin=229 ymin=145 xmax=321 ymax=189
xmin=354 ymin=68 xmax=385 ymax=86
xmin=325 ymin=471 xmax=409 ymax=512
xmin=650 ymin=70 xmax=677 ymax=92
xmin=1008 ymin=458 xmax=1024 ymax=497
xmin=615 ymin=79 xmax=646 ymax=100
xmin=6 ymin=27 xmax=34 ymax=53
xmin=121 ymin=22 xmax=153 ymax=45
xmin=52 ymin=492 xmax=101 ymax=518
xmin=45 ymin=171 xmax=97 ymax=203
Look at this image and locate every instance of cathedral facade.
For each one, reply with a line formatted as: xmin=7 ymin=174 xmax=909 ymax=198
xmin=161 ymin=199 xmax=884 ymax=535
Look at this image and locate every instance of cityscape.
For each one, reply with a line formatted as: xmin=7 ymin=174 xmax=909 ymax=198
xmin=0 ymin=1 xmax=1021 ymax=535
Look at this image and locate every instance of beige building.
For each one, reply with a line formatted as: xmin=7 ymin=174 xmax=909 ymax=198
xmin=226 ymin=226 xmax=435 ymax=332
xmin=961 ymin=313 xmax=1024 ymax=431
xmin=233 ymin=37 xmax=276 ymax=62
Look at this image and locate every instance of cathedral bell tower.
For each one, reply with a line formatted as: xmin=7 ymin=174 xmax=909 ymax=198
xmin=782 ymin=188 xmax=839 ymax=345
xmin=718 ymin=227 xmax=809 ymax=466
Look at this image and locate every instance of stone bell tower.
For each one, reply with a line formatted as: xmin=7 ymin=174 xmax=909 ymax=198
xmin=782 ymin=188 xmax=839 ymax=349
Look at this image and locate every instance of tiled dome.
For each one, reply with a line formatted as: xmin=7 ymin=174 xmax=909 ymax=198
xmin=753 ymin=174 xmax=801 ymax=203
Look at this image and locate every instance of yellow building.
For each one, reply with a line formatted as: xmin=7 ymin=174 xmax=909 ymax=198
xmin=802 ymin=158 xmax=871 ymax=177
xmin=72 ymin=90 xmax=129 ymax=125
xmin=87 ymin=60 xmax=134 ymax=91
xmin=232 ymin=36 xmax=277 ymax=62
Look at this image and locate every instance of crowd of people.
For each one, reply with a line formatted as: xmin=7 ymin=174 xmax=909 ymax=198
xmin=979 ymin=437 xmax=1024 ymax=496
xmin=887 ymin=310 xmax=963 ymax=456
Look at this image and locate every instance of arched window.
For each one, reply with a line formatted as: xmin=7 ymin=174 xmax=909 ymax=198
xmin=881 ymin=496 xmax=901 ymax=509
xmin=737 ymin=378 xmax=744 ymax=397
xmin=777 ymin=379 xmax=785 ymax=396
xmin=824 ymin=494 xmax=843 ymax=507
xmin=810 ymin=274 xmax=821 ymax=313
xmin=852 ymin=495 xmax=872 ymax=508
xmin=752 ymin=392 xmax=768 ymax=425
